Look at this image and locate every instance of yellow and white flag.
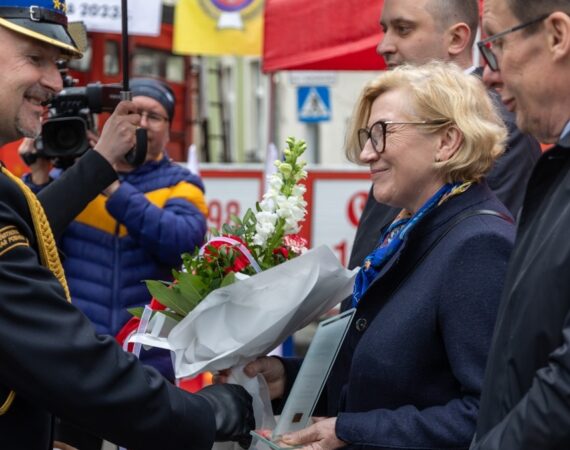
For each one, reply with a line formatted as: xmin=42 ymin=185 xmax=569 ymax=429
xmin=174 ymin=0 xmax=264 ymax=56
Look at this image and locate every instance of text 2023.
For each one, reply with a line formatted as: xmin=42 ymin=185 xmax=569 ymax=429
xmin=68 ymin=3 xmax=120 ymax=19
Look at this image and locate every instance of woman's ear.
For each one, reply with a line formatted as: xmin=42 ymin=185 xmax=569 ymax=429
xmin=435 ymin=124 xmax=463 ymax=162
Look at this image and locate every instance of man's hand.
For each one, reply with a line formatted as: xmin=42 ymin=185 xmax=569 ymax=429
xmin=93 ymin=100 xmax=140 ymax=166
xmin=243 ymin=356 xmax=287 ymax=400
xmin=86 ymin=129 xmax=99 ymax=149
xmin=281 ymin=417 xmax=346 ymax=450
xmin=53 ymin=441 xmax=78 ymax=450
xmin=18 ymin=138 xmax=51 ymax=185
xmin=102 ymin=179 xmax=120 ymax=197
xmin=213 ymin=357 xmax=287 ymax=400
xmin=195 ymin=383 xmax=255 ymax=449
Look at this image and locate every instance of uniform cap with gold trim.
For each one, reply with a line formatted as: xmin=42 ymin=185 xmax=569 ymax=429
xmin=0 ymin=1 xmax=83 ymax=58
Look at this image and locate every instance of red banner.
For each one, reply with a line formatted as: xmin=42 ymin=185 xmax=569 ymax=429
xmin=263 ymin=0 xmax=386 ymax=72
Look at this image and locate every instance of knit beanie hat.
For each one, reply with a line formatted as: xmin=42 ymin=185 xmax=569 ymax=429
xmin=131 ymin=78 xmax=175 ymax=121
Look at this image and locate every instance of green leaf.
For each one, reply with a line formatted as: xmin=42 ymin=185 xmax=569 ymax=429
xmin=243 ymin=208 xmax=256 ymax=223
xmin=176 ymin=272 xmax=207 ymax=310
xmin=220 ymin=271 xmax=237 ymax=288
xmin=128 ymin=306 xmax=145 ymax=319
xmin=145 ymin=280 xmax=192 ymax=316
xmin=205 ymin=244 xmax=219 ymax=254
xmin=230 ymin=213 xmax=243 ymax=226
xmin=160 ymin=309 xmax=185 ymax=323
xmin=233 ymin=228 xmax=246 ymax=237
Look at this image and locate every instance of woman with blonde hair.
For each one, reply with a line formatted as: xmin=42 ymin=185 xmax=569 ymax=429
xmin=245 ymin=62 xmax=516 ymax=450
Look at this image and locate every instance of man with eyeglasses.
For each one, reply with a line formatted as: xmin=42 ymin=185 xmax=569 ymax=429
xmin=347 ymin=0 xmax=541 ymax=270
xmin=22 ymin=78 xmax=209 ymax=449
xmin=468 ymin=1 xmax=570 ymax=449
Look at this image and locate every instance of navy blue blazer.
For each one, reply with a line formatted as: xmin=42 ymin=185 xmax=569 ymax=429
xmin=283 ymin=182 xmax=515 ymax=450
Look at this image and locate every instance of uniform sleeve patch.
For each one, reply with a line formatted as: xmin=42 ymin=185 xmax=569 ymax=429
xmin=0 ymin=225 xmax=29 ymax=256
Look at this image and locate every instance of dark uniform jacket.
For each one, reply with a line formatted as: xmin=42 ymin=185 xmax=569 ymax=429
xmin=348 ymin=74 xmax=541 ymax=269
xmin=281 ymin=182 xmax=515 ymax=449
xmin=471 ymin=134 xmax=570 ymax=449
xmin=0 ymin=150 xmax=215 ymax=449
xmin=25 ymin=154 xmax=208 ymax=381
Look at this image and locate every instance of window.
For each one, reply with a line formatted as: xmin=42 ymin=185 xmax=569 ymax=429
xmin=104 ymin=40 xmax=119 ymax=76
xmin=68 ymin=38 xmax=93 ymax=72
xmin=166 ymin=55 xmax=185 ymax=83
xmin=133 ymin=47 xmax=185 ymax=83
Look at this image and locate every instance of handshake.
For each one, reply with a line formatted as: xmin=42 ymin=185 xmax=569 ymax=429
xmin=195 ymin=383 xmax=256 ymax=449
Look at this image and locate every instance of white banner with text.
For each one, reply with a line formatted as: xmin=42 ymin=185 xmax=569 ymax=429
xmin=67 ymin=0 xmax=162 ymax=36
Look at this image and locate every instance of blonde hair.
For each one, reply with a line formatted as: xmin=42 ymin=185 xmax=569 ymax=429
xmin=345 ymin=61 xmax=508 ymax=183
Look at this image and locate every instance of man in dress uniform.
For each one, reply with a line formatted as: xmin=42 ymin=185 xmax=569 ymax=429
xmin=0 ymin=1 xmax=254 ymax=449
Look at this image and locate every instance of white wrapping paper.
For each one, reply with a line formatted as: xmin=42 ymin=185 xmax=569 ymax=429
xmin=129 ymin=246 xmax=357 ymax=378
xmin=170 ymin=245 xmax=356 ymax=378
xmin=128 ymin=246 xmax=356 ymax=449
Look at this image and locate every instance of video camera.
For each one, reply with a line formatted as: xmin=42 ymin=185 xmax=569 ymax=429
xmin=36 ymin=64 xmax=122 ymax=167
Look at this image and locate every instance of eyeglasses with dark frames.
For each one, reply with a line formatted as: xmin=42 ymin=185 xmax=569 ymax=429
xmin=358 ymin=119 xmax=449 ymax=154
xmin=477 ymin=14 xmax=549 ymax=72
xmin=138 ymin=110 xmax=170 ymax=125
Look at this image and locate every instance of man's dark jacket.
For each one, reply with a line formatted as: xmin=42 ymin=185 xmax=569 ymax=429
xmin=0 ymin=150 xmax=215 ymax=449
xmin=470 ymin=134 xmax=570 ymax=449
xmin=348 ymin=75 xmax=541 ymax=268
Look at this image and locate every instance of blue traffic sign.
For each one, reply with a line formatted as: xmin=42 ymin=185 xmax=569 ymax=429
xmin=297 ymin=86 xmax=331 ymax=123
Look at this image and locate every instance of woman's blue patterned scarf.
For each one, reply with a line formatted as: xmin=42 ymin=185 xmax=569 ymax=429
xmin=352 ymin=182 xmax=470 ymax=308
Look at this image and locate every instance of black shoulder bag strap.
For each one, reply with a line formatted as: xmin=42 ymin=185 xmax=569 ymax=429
xmin=421 ymin=209 xmax=513 ymax=263
xmin=384 ymin=209 xmax=513 ymax=299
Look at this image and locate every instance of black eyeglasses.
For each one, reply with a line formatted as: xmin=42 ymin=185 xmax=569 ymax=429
xmin=358 ymin=120 xmax=449 ymax=153
xmin=477 ymin=14 xmax=549 ymax=71
xmin=138 ymin=110 xmax=169 ymax=125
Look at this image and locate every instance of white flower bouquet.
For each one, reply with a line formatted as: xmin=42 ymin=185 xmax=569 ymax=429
xmin=124 ymin=138 xmax=356 ymax=430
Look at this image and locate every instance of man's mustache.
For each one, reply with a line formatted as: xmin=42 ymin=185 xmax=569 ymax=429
xmin=24 ymin=86 xmax=56 ymax=107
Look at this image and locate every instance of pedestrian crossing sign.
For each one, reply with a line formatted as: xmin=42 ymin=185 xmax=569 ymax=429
xmin=297 ymin=86 xmax=331 ymax=123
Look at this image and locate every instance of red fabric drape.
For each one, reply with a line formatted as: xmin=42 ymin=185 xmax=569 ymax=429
xmin=262 ymin=0 xmax=386 ymax=72
xmin=262 ymin=0 xmax=488 ymax=72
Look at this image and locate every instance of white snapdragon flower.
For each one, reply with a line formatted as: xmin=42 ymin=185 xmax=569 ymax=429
xmin=278 ymin=163 xmax=293 ymax=178
xmin=289 ymin=205 xmax=306 ymax=225
xmin=266 ymin=190 xmax=279 ymax=200
xmin=275 ymin=195 xmax=306 ymax=234
xmin=268 ymin=174 xmax=283 ymax=193
xmin=284 ymin=216 xmax=301 ymax=234
xmin=292 ymin=184 xmax=306 ymax=197
xmin=253 ymin=137 xmax=308 ymax=251
xmin=275 ymin=196 xmax=300 ymax=218
xmin=259 ymin=199 xmax=269 ymax=211
xmin=253 ymin=211 xmax=278 ymax=246
xmin=259 ymin=195 xmax=277 ymax=212
xmin=294 ymin=169 xmax=308 ymax=182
